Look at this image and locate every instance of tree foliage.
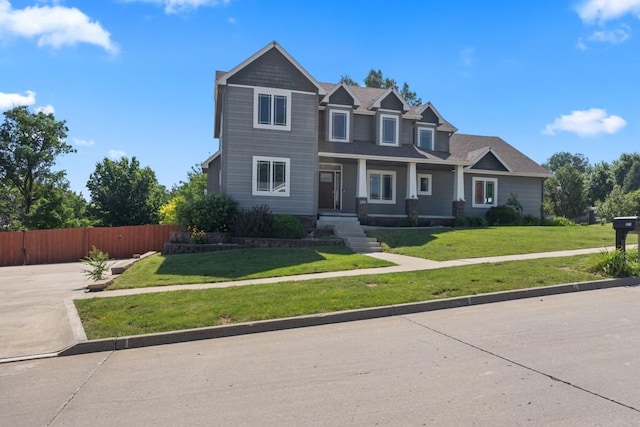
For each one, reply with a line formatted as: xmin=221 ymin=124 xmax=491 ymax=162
xmin=612 ymin=153 xmax=640 ymax=188
xmin=87 ymin=156 xmax=168 ymax=226
xmin=341 ymin=69 xmax=423 ymax=106
xmin=586 ymin=161 xmax=614 ymax=204
xmin=543 ymin=152 xmax=590 ymax=174
xmin=544 ymin=164 xmax=587 ymax=219
xmin=339 ymin=75 xmax=359 ymax=86
xmin=0 ymin=106 xmax=74 ymax=228
xmin=160 ymin=165 xmax=207 ymax=225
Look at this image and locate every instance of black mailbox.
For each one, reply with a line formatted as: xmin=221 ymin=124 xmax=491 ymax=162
xmin=613 ymin=216 xmax=640 ymax=250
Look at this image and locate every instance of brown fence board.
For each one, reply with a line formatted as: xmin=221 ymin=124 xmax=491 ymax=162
xmin=0 ymin=231 xmax=24 ymax=266
xmin=0 ymin=225 xmax=182 ymax=267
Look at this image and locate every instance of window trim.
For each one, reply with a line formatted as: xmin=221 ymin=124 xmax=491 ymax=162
xmin=379 ymin=114 xmax=399 ymax=146
xmin=472 ymin=177 xmax=498 ymax=208
xmin=253 ymin=88 xmax=291 ymax=131
xmin=417 ymin=126 xmax=435 ymax=151
xmin=328 ymin=109 xmax=350 ymax=142
xmin=252 ymin=156 xmax=291 ymax=197
xmin=417 ymin=173 xmax=432 ymax=196
xmin=367 ymin=169 xmax=396 ymax=204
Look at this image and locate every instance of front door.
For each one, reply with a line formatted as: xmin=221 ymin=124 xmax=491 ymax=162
xmin=319 ymin=170 xmax=341 ymax=210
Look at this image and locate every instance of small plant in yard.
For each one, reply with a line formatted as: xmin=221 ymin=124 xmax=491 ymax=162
xmin=585 ymin=249 xmax=640 ymax=277
xmin=273 ymin=214 xmax=305 ymax=239
xmin=189 ymin=226 xmax=207 ymax=244
xmin=81 ymin=246 xmax=111 ymax=281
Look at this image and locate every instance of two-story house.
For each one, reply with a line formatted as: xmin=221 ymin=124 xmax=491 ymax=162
xmin=203 ymin=41 xmax=552 ymax=227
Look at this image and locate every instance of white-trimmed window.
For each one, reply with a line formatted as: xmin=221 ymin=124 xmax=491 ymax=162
xmin=417 ymin=127 xmax=434 ymax=151
xmin=418 ymin=173 xmax=432 ymax=195
xmin=368 ymin=170 xmax=396 ymax=204
xmin=329 ymin=109 xmax=350 ymax=142
xmin=472 ymin=177 xmax=498 ymax=207
xmin=379 ymin=114 xmax=399 ymax=146
xmin=252 ymin=156 xmax=290 ymax=197
xmin=253 ymin=88 xmax=291 ymax=131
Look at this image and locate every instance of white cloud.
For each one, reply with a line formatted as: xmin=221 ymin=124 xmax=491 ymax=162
xmin=34 ymin=104 xmax=55 ymax=114
xmin=543 ymin=108 xmax=627 ymax=137
xmin=589 ymin=24 xmax=631 ymax=43
xmin=124 ymin=0 xmax=231 ymax=14
xmin=73 ymin=137 xmax=95 ymax=147
xmin=576 ymin=0 xmax=640 ymax=24
xmin=0 ymin=0 xmax=118 ymax=54
xmin=0 ymin=90 xmax=36 ymax=109
xmin=108 ymin=149 xmax=126 ymax=159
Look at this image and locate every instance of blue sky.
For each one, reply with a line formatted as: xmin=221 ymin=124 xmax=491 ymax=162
xmin=1 ymin=0 xmax=639 ymax=197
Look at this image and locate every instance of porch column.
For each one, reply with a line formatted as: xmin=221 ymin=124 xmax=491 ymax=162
xmin=405 ymin=162 xmax=418 ymax=223
xmin=452 ymin=165 xmax=466 ymax=220
xmin=356 ymin=159 xmax=368 ymax=223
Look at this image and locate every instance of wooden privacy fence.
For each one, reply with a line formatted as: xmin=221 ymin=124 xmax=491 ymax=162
xmin=0 ymin=225 xmax=182 ymax=267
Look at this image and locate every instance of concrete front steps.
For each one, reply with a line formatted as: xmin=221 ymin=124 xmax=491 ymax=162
xmin=317 ymin=215 xmax=383 ymax=253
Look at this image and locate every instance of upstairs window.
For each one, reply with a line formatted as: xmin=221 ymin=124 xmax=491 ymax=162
xmin=329 ymin=110 xmax=349 ymax=142
xmin=472 ymin=177 xmax=498 ymax=208
xmin=379 ymin=114 xmax=399 ymax=146
xmin=254 ymin=88 xmax=291 ymax=131
xmin=417 ymin=127 xmax=434 ymax=151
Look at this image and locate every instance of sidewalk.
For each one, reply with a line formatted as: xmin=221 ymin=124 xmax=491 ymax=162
xmin=1 ymin=245 xmax=637 ymax=362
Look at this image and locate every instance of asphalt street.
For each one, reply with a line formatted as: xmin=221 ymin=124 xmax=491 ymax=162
xmin=1 ymin=286 xmax=639 ymax=426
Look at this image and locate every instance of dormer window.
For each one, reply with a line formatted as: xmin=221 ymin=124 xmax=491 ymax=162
xmin=380 ymin=114 xmax=399 ymax=146
xmin=417 ymin=127 xmax=434 ymax=151
xmin=253 ymin=88 xmax=291 ymax=131
xmin=329 ymin=109 xmax=350 ymax=142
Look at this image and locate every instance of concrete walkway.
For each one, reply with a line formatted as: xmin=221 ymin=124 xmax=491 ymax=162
xmin=1 ymin=245 xmax=637 ymax=362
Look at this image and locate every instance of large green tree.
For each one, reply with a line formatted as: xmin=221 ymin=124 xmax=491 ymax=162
xmin=0 ymin=106 xmax=74 ymax=227
xmin=586 ymin=161 xmax=614 ymax=204
xmin=544 ymin=164 xmax=587 ymax=219
xmin=87 ymin=156 xmax=168 ymax=226
xmin=543 ymin=152 xmax=590 ymax=174
xmin=612 ymin=152 xmax=640 ymax=188
xmin=160 ymin=165 xmax=207 ymax=225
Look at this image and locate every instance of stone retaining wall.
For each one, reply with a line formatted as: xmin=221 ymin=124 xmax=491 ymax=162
xmin=162 ymin=238 xmax=344 ymax=255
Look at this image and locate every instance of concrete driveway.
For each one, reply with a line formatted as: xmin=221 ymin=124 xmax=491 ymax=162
xmin=0 ymin=263 xmax=89 ymax=360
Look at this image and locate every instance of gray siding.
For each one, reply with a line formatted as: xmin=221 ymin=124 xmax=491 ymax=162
xmin=221 ymin=86 xmax=318 ymax=215
xmin=324 ymin=106 xmax=353 ymax=143
xmin=207 ymin=156 xmax=221 ymax=193
xmin=417 ymin=169 xmax=455 ymax=216
xmin=380 ymin=94 xmax=404 ymax=111
xmin=419 ymin=108 xmax=439 ymax=124
xmin=401 ymin=118 xmax=413 ymax=146
xmin=329 ymin=87 xmax=355 ymax=106
xmin=472 ymin=152 xmax=509 ymax=171
xmin=375 ymin=111 xmax=402 ymax=146
xmin=353 ymin=114 xmax=373 ymax=142
xmin=464 ymin=174 xmax=544 ymax=218
xmin=227 ymin=48 xmax=318 ymax=93
xmin=435 ymin=131 xmax=450 ymax=153
xmin=366 ymin=163 xmax=406 ymax=216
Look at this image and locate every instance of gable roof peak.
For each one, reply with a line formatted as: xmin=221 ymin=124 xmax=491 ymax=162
xmin=369 ymin=86 xmax=411 ymax=112
xmin=216 ymin=40 xmax=327 ymax=95
xmin=321 ymin=82 xmax=362 ymax=106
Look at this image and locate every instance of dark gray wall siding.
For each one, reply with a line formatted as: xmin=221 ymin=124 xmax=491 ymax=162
xmin=417 ymin=169 xmax=454 ymax=216
xmin=227 ymin=48 xmax=318 ymax=93
xmin=366 ymin=164 xmax=405 ymax=216
xmin=401 ymin=118 xmax=413 ymax=145
xmin=329 ymin=87 xmax=355 ymax=106
xmin=419 ymin=108 xmax=439 ymax=123
xmin=324 ymin=106 xmax=353 ymax=143
xmin=472 ymin=152 xmax=509 ymax=171
xmin=222 ymin=86 xmax=318 ymax=215
xmin=380 ymin=94 xmax=404 ymax=111
xmin=435 ymin=131 xmax=450 ymax=153
xmin=353 ymin=114 xmax=373 ymax=142
xmin=375 ymin=112 xmax=402 ymax=145
xmin=207 ymin=156 xmax=221 ymax=193
xmin=463 ymin=174 xmax=544 ymax=217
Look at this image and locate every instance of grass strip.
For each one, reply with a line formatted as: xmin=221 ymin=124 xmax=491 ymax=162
xmin=368 ymin=225 xmax=614 ymax=261
xmin=76 ymin=255 xmax=603 ymax=339
xmin=110 ymin=246 xmax=393 ymax=290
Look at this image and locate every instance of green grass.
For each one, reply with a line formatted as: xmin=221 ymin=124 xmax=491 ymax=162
xmin=76 ymin=255 xmax=604 ymax=339
xmin=367 ymin=225 xmax=615 ymax=261
xmin=109 ymin=246 xmax=393 ymax=290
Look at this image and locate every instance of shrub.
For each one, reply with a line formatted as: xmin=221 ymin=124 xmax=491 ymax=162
xmin=81 ymin=246 xmax=111 ymax=281
xmin=176 ymin=193 xmax=237 ymax=232
xmin=585 ymin=249 xmax=640 ymax=277
xmin=468 ymin=216 xmax=487 ymax=227
xmin=272 ymin=214 xmax=306 ymax=239
xmin=486 ymin=205 xmax=521 ymax=226
xmin=454 ymin=216 xmax=467 ymax=227
xmin=546 ymin=216 xmax=577 ymax=226
xmin=398 ymin=217 xmax=418 ymax=227
xmin=522 ymin=214 xmax=540 ymax=226
xmin=233 ymin=204 xmax=274 ymax=237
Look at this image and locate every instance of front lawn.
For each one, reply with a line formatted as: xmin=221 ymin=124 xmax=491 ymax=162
xmin=77 ymin=255 xmax=604 ymax=339
xmin=367 ymin=225 xmax=615 ymax=261
xmin=109 ymin=246 xmax=393 ymax=290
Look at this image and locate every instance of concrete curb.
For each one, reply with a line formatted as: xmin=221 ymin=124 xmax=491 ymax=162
xmin=55 ymin=276 xmax=640 ymax=358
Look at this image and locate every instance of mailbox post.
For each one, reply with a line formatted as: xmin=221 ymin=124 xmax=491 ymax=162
xmin=612 ymin=216 xmax=640 ymax=259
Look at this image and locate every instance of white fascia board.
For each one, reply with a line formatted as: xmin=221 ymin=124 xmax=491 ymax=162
xmin=318 ymin=151 xmax=472 ymax=166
